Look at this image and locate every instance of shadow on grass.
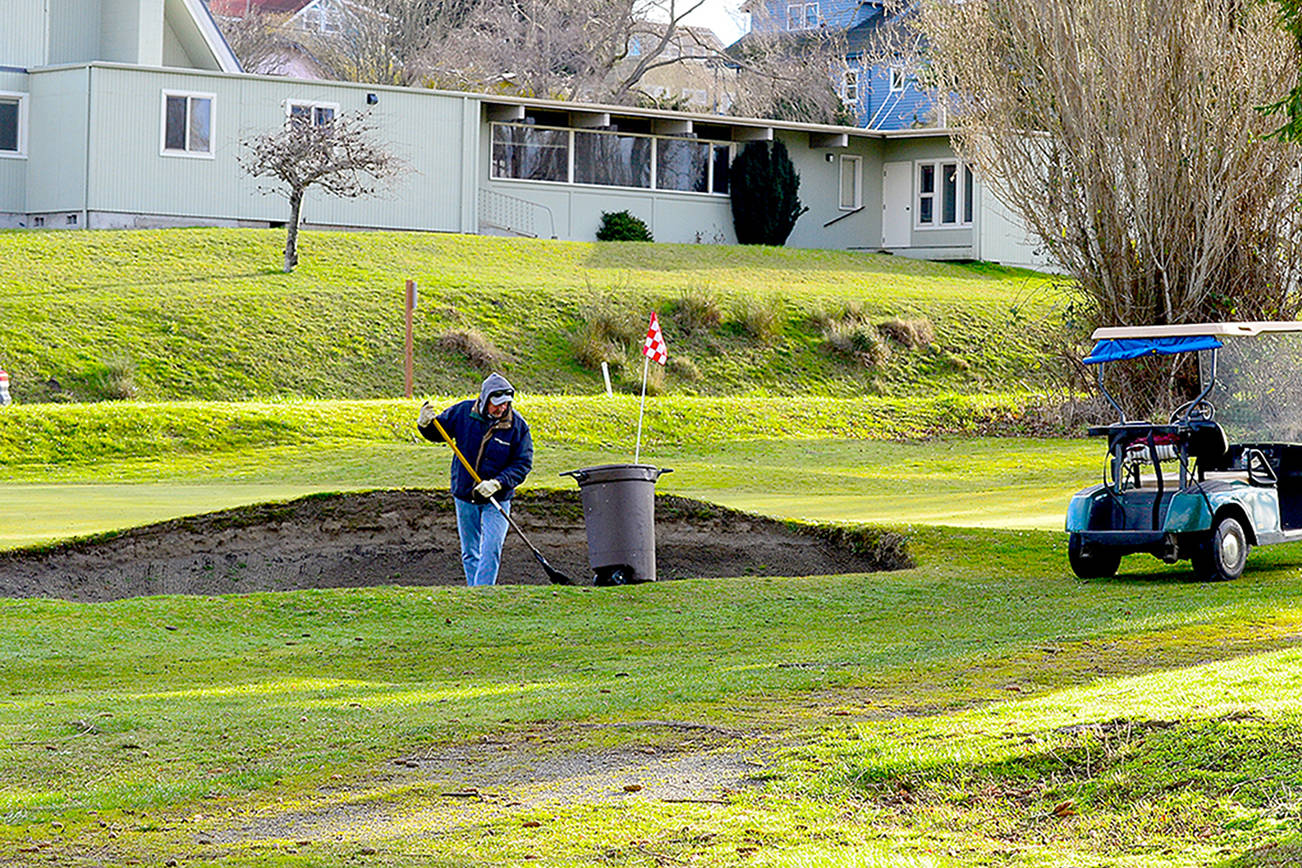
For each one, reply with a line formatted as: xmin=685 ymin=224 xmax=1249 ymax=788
xmin=1218 ymin=840 xmax=1302 ymax=867
xmin=579 ymin=241 xmax=1029 ymax=280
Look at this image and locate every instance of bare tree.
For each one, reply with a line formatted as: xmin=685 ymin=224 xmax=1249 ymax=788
xmin=915 ymin=0 xmax=1302 ymax=328
xmin=240 ymin=112 xmax=405 ymax=272
xmin=302 ymin=0 xmax=478 ymax=85
xmin=418 ymin=0 xmax=849 ymax=121
xmin=213 ymin=7 xmax=297 ymax=75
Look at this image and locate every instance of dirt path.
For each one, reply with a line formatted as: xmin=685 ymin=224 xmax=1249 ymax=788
xmin=0 ymin=489 xmax=911 ymax=601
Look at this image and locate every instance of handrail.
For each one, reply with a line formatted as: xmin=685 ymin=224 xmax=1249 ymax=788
xmin=477 ymin=188 xmax=558 ymax=239
xmin=823 ymin=206 xmax=864 ymax=228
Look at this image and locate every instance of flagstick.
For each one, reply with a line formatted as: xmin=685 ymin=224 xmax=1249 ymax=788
xmin=634 ymin=353 xmax=650 ymax=464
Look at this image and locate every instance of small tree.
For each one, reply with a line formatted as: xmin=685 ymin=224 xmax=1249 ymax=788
xmin=240 ymin=112 xmax=404 ymax=272
xmin=729 ymin=139 xmax=807 ymax=246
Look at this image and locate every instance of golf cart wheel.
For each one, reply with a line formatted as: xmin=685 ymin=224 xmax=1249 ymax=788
xmin=1068 ymin=533 xmax=1121 ymax=579
xmin=1191 ymin=516 xmax=1249 ymax=582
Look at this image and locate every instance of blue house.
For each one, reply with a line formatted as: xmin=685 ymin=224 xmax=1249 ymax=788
xmin=744 ymin=0 xmax=936 ymax=131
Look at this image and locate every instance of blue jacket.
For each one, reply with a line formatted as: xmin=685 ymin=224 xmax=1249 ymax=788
xmin=418 ymin=373 xmax=533 ymax=502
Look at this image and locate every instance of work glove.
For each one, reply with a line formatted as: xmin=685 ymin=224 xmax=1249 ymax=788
xmin=474 ymin=479 xmax=502 ymax=500
xmin=417 ymin=400 xmax=438 ymax=429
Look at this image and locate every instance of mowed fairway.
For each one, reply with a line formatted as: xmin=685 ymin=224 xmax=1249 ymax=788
xmin=0 ymin=436 xmax=1095 ymax=548
xmin=2 ymin=526 xmax=1302 ymax=866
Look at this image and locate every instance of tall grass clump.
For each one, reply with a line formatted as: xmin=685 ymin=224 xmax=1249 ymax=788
xmin=878 ymin=317 xmax=935 ymax=350
xmin=570 ymin=294 xmax=638 ymax=371
xmin=437 ymin=329 xmax=513 ymax=371
xmin=734 ymin=294 xmax=787 ymax=345
xmin=667 ymin=285 xmax=723 ymax=334
xmin=824 ymin=320 xmax=889 ymax=368
xmin=82 ymin=356 xmax=137 ymax=401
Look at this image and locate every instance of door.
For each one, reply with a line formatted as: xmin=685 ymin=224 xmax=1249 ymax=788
xmin=881 ymin=160 xmax=911 ymax=248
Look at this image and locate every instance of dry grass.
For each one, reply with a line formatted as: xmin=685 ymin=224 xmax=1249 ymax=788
xmin=878 ymin=317 xmax=935 ymax=349
xmin=823 ymin=320 xmax=889 ymax=368
xmin=734 ymin=294 xmax=788 ymax=345
xmin=667 ymin=355 xmax=703 ymax=382
xmin=437 ymin=329 xmax=514 ymax=370
xmin=668 ymin=286 xmax=723 ymax=334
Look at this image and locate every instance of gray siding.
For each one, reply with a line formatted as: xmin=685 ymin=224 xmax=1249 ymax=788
xmin=26 ymin=66 xmax=89 ymax=213
xmin=76 ymin=66 xmax=466 ymax=231
xmin=1 ymin=0 xmax=52 ymax=68
xmin=0 ymin=68 xmax=26 ymax=215
xmin=49 ymin=0 xmax=102 ymax=65
xmin=882 ymin=136 xmax=976 ymax=258
xmin=782 ymin=131 xmax=881 ymax=251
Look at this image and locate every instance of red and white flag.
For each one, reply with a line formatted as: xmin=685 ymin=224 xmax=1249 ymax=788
xmin=642 ymin=313 xmax=668 ymax=366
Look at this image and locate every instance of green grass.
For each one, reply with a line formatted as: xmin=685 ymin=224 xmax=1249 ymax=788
xmin=2 ymin=529 xmax=1301 ymax=865
xmin=0 ymin=395 xmax=1096 ymax=547
xmin=0 ymin=228 xmax=1071 ymax=402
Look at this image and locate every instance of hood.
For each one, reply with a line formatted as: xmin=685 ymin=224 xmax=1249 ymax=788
xmin=475 ymin=372 xmax=515 ymax=417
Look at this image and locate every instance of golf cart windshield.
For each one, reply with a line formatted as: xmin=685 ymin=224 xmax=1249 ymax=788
xmin=1210 ymin=331 xmax=1302 ymax=443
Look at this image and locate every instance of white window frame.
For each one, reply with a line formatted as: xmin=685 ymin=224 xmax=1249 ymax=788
xmin=160 ymin=90 xmax=216 ymax=159
xmin=284 ymin=99 xmax=339 ymax=126
xmin=838 ymin=155 xmax=862 ymax=211
xmin=0 ymin=91 xmax=29 ymax=159
xmin=842 ymin=70 xmax=858 ymax=104
xmin=787 ymin=2 xmax=819 ymax=29
xmin=889 ymin=67 xmax=907 ymax=92
xmin=914 ymin=158 xmax=974 ymax=229
xmin=489 ymin=122 xmax=732 ymax=197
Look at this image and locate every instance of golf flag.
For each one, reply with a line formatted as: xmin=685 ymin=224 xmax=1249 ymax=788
xmin=642 ymin=313 xmax=667 ymax=365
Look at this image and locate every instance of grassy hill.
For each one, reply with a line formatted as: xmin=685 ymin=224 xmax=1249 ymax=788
xmin=0 ymin=228 xmax=1073 ymax=402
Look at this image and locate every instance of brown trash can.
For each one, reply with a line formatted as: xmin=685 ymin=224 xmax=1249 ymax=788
xmin=560 ymin=464 xmax=672 ymax=584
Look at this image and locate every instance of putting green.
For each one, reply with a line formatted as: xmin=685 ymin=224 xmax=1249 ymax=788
xmin=0 ymin=437 xmax=1096 ymax=549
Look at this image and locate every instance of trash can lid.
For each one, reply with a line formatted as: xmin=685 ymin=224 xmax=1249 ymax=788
xmin=560 ymin=464 xmax=672 ymax=485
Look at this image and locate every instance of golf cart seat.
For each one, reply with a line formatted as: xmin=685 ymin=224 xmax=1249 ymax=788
xmin=1186 ymin=420 xmax=1229 ymax=465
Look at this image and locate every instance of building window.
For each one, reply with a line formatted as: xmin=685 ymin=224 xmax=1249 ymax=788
xmin=490 ymin=122 xmax=730 ymax=195
xmin=839 ymin=155 xmax=862 ymax=210
xmin=0 ymin=92 xmax=28 ymax=157
xmin=916 ymin=159 xmax=974 ymax=228
xmin=161 ymin=91 xmax=214 ymax=157
xmin=787 ymin=2 xmax=819 ymax=29
xmin=842 ymin=70 xmax=858 ymax=104
xmin=575 ymin=131 xmax=652 ymax=189
xmin=491 ymin=124 xmax=569 ymax=182
xmin=657 ymin=139 xmax=709 ymax=193
xmin=712 ymin=144 xmax=731 ymax=194
xmin=286 ymin=100 xmax=338 ymax=126
xmin=889 ymin=66 xmax=906 ymax=92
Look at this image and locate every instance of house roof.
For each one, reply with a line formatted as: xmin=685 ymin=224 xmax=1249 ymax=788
xmin=208 ymin=0 xmax=312 ymax=16
xmin=174 ymin=0 xmax=243 ymax=72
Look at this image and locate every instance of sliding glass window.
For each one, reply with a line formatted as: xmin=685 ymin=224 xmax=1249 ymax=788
xmin=656 ymin=138 xmax=709 ymax=193
xmin=575 ymin=132 xmax=652 ymax=189
xmin=491 ymin=125 xmax=569 ymax=182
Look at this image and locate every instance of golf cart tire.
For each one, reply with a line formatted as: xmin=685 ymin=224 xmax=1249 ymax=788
xmin=1068 ymin=533 xmax=1121 ymax=579
xmin=1190 ymin=516 xmax=1249 ymax=582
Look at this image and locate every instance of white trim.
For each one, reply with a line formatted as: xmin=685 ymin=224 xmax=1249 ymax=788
xmin=842 ymin=69 xmax=858 ymax=104
xmin=283 ymin=98 xmax=340 ymax=125
xmin=160 ymin=89 xmax=216 ymax=159
xmin=0 ymin=91 xmax=29 ymax=159
xmin=182 ymin=0 xmax=242 ymax=72
xmin=914 ymin=158 xmax=972 ymax=229
xmin=889 ymin=67 xmax=906 ymax=93
xmin=838 ymin=155 xmax=862 ymax=211
xmin=1092 ymin=322 xmax=1302 ymax=340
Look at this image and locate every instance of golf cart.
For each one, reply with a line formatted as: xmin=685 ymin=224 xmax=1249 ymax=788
xmin=1066 ymin=322 xmax=1302 ymax=581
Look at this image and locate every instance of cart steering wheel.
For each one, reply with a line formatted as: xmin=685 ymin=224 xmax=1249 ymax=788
xmin=1170 ymin=398 xmax=1215 ymax=423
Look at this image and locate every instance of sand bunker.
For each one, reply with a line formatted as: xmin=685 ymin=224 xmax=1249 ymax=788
xmin=0 ymin=490 xmax=911 ymax=602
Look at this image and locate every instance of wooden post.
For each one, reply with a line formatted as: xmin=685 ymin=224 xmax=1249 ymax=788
xmin=404 ymin=279 xmax=416 ymax=398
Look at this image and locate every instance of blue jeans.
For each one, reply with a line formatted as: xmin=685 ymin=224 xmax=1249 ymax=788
xmin=454 ymin=497 xmax=511 ymax=586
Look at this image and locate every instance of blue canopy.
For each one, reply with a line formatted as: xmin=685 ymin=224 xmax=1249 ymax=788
xmin=1083 ymin=336 xmax=1223 ymax=365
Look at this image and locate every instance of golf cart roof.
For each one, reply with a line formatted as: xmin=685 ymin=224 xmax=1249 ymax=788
xmin=1091 ymin=321 xmax=1302 ymax=340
